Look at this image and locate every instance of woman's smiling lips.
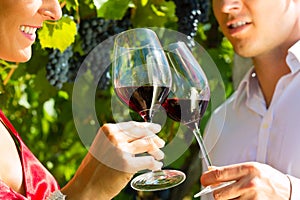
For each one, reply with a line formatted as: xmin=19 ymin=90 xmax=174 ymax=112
xmin=19 ymin=25 xmax=40 ymax=42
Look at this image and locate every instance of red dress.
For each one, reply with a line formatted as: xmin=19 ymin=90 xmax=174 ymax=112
xmin=0 ymin=110 xmax=60 ymax=200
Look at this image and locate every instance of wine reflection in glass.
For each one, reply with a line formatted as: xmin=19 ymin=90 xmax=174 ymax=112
xmin=163 ymin=41 xmax=235 ymax=197
xmin=112 ymin=28 xmax=186 ymax=191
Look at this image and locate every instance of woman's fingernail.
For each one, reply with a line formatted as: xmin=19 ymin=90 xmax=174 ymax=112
xmin=151 ymin=123 xmax=161 ymax=132
xmin=153 ymin=161 xmax=163 ymax=171
xmin=157 ymin=137 xmax=165 ymax=147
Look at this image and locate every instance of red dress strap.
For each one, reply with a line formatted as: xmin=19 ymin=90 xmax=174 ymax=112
xmin=0 ymin=110 xmax=60 ymax=200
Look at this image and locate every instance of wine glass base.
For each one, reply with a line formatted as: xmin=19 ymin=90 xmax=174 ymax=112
xmin=194 ymin=180 xmax=236 ymax=198
xmin=131 ymin=169 xmax=186 ymax=191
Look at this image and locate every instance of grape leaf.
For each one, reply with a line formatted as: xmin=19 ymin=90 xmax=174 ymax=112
xmin=93 ymin=0 xmax=109 ymax=8
xmin=38 ymin=16 xmax=77 ymax=52
xmin=141 ymin=0 xmax=148 ymax=6
xmin=64 ymin=0 xmax=79 ymax=11
xmin=93 ymin=0 xmax=130 ymax=19
xmin=132 ymin=0 xmax=176 ymax=27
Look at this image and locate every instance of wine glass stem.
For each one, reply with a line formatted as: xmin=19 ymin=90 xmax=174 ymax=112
xmin=144 ymin=117 xmax=164 ymax=173
xmin=192 ymin=123 xmax=212 ymax=168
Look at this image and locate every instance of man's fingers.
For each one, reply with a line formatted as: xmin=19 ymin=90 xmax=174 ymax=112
xmin=212 ymin=179 xmax=246 ymax=200
xmin=201 ymin=163 xmax=255 ymax=186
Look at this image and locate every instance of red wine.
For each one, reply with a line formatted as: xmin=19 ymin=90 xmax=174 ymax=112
xmin=115 ymin=85 xmax=170 ymax=121
xmin=162 ymin=98 xmax=209 ymax=129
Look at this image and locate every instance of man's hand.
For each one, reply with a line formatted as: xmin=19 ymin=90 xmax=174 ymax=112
xmin=201 ymin=162 xmax=291 ymax=199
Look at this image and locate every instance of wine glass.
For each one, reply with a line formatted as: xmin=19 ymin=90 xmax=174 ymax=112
xmin=163 ymin=41 xmax=235 ymax=197
xmin=112 ymin=28 xmax=186 ymax=191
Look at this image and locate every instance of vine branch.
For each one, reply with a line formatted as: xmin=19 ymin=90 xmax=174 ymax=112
xmin=3 ymin=63 xmax=18 ymax=86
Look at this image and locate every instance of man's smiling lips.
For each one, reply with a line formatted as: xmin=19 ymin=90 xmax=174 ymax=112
xmin=226 ymin=20 xmax=252 ymax=36
xmin=228 ymin=21 xmax=250 ymax=28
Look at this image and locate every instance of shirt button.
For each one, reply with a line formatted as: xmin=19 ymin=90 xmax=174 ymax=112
xmin=263 ymin=123 xmax=269 ymax=129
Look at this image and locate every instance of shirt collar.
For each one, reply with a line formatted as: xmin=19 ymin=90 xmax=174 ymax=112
xmin=233 ymin=68 xmax=267 ymax=115
xmin=233 ymin=40 xmax=300 ymax=111
xmin=286 ymin=40 xmax=300 ymax=74
xmin=233 ymin=67 xmax=255 ymax=109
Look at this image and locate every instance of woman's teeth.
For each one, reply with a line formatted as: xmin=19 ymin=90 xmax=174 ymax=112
xmin=20 ymin=25 xmax=37 ymax=35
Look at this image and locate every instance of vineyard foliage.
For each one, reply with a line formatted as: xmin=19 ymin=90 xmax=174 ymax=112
xmin=0 ymin=0 xmax=234 ymax=199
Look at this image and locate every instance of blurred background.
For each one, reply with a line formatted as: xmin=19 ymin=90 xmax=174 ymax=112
xmin=0 ymin=0 xmax=252 ymax=199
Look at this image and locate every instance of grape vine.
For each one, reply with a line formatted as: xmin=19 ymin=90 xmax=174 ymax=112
xmin=45 ymin=0 xmax=211 ymax=89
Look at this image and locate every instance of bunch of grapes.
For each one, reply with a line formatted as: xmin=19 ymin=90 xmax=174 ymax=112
xmin=75 ymin=16 xmax=131 ymax=89
xmin=79 ymin=18 xmax=114 ymax=54
xmin=173 ymin=0 xmax=210 ymax=47
xmin=72 ymin=39 xmax=113 ymax=90
xmin=79 ymin=14 xmax=132 ymax=55
xmin=45 ymin=12 xmax=132 ymax=90
xmin=46 ymin=47 xmax=73 ymax=89
xmin=67 ymin=52 xmax=85 ymax=83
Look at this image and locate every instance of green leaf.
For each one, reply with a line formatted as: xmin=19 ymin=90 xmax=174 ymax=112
xmin=93 ymin=0 xmax=108 ymax=8
xmin=94 ymin=0 xmax=130 ymax=19
xmin=78 ymin=0 xmax=97 ymax=19
xmin=141 ymin=0 xmax=148 ymax=6
xmin=151 ymin=4 xmax=165 ymax=16
xmin=65 ymin=0 xmax=79 ymax=11
xmin=32 ymin=68 xmax=58 ymax=102
xmin=38 ymin=16 xmax=77 ymax=52
xmin=132 ymin=0 xmax=176 ymax=27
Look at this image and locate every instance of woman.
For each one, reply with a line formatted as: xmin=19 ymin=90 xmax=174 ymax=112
xmin=0 ymin=0 xmax=165 ymax=199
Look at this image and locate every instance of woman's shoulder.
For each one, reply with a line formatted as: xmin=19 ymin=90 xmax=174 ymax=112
xmin=0 ymin=121 xmax=25 ymax=195
xmin=0 ymin=111 xmax=60 ymax=198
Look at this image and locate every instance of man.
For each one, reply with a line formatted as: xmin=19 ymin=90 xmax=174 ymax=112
xmin=200 ymin=0 xmax=300 ymax=199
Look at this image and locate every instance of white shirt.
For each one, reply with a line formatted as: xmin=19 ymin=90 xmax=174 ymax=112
xmin=202 ymin=40 xmax=300 ymax=199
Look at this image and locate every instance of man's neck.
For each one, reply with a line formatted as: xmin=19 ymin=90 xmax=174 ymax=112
xmin=253 ymin=52 xmax=291 ymax=108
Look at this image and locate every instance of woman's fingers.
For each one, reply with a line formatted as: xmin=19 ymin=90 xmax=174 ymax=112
xmin=102 ymin=122 xmax=165 ymax=158
xmin=111 ymin=121 xmax=162 ymax=140
xmin=152 ymin=135 xmax=166 ymax=148
xmin=148 ymin=148 xmax=165 ymax=161
xmin=127 ymin=135 xmax=164 ymax=152
xmin=90 ymin=122 xmax=166 ymax=173
xmin=124 ymin=136 xmax=165 ymax=160
xmin=125 ymin=155 xmax=164 ymax=172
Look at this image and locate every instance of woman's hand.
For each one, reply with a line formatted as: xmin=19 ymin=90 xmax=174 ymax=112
xmin=200 ymin=162 xmax=291 ymax=200
xmin=62 ymin=121 xmax=165 ymax=200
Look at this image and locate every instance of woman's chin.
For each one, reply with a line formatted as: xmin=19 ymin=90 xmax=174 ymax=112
xmin=19 ymin=56 xmax=31 ymax=63
xmin=0 ymin=49 xmax=32 ymax=63
xmin=13 ymin=50 xmax=32 ymax=63
xmin=18 ymin=49 xmax=32 ymax=62
xmin=2 ymin=56 xmax=30 ymax=63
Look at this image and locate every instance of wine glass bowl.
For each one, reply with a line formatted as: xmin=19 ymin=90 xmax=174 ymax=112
xmin=112 ymin=28 xmax=186 ymax=191
xmin=163 ymin=41 xmax=234 ymax=197
xmin=163 ymin=41 xmax=210 ymax=130
xmin=113 ymin=29 xmax=171 ymax=122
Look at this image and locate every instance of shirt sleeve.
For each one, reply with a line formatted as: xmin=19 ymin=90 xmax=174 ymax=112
xmin=287 ymin=175 xmax=300 ymax=200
